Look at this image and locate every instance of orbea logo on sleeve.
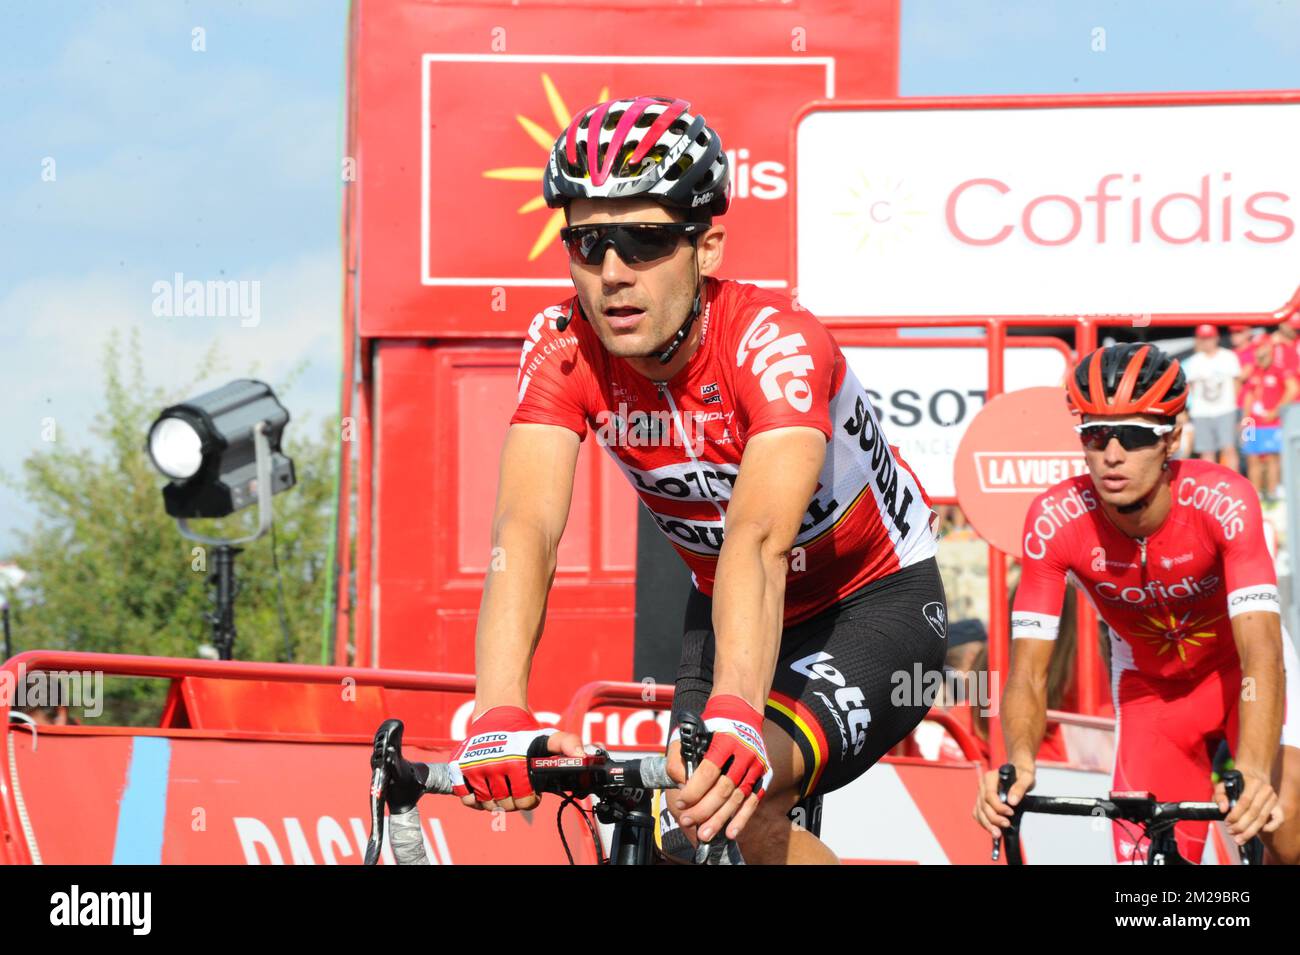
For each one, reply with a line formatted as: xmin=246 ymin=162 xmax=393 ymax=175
xmin=735 ymin=306 xmax=815 ymax=412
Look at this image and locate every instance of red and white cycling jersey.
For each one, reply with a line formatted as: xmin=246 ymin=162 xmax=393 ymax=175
xmin=511 ymin=276 xmax=937 ymax=625
xmin=1013 ymin=458 xmax=1279 ymax=679
xmin=1013 ymin=458 xmax=1300 ymax=862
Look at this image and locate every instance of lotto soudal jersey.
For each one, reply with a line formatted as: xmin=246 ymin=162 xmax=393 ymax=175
xmin=510 ymin=276 xmax=938 ymax=626
xmin=1012 ymin=459 xmax=1279 ymax=680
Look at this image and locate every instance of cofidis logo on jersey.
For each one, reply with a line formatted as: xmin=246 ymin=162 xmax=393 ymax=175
xmin=1022 ymin=485 xmax=1099 ymax=560
xmin=1176 ymin=478 xmax=1248 ymax=540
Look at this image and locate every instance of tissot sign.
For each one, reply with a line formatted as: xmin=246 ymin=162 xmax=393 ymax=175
xmin=794 ymin=96 xmax=1300 ymax=317
xmin=840 ymin=345 xmax=1070 ymax=500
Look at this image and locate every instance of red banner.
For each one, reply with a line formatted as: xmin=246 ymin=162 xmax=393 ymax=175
xmin=355 ymin=0 xmax=901 ymax=338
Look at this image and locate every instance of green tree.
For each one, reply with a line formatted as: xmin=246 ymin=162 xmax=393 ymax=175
xmin=1 ymin=328 xmax=345 ymax=724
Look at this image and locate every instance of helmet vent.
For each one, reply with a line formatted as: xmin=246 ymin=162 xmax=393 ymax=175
xmin=664 ymin=154 xmax=693 ymax=182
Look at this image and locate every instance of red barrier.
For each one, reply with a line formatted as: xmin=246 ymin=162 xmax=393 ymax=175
xmin=0 ymin=660 xmax=1090 ymax=864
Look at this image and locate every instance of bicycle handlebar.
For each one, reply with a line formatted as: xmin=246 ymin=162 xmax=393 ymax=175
xmin=992 ymin=763 xmax=1261 ymax=865
xmin=365 ymin=718 xmax=680 ymax=865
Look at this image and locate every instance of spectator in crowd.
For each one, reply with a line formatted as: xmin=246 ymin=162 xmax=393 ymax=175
xmin=1239 ymin=332 xmax=1298 ymax=502
xmin=942 ymin=619 xmax=987 ymax=703
xmin=1230 ymin=324 xmax=1254 ymax=364
xmin=1182 ymin=324 xmax=1241 ymax=471
xmin=1274 ymin=316 xmax=1300 ymax=371
xmin=934 ymin=504 xmax=971 ymax=538
xmin=1231 ymin=325 xmax=1258 ymax=476
xmin=15 ymin=705 xmax=74 ymax=725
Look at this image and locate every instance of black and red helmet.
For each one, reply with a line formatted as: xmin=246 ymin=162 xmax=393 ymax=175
xmin=543 ymin=95 xmax=730 ymax=220
xmin=1066 ymin=343 xmax=1187 ymax=418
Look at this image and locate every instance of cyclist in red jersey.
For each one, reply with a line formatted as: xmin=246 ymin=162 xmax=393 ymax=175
xmin=974 ymin=343 xmax=1300 ymax=864
xmin=449 ymin=96 xmax=946 ymax=864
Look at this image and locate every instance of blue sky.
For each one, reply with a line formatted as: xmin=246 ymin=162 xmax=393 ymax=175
xmin=1 ymin=0 xmax=1297 ymax=555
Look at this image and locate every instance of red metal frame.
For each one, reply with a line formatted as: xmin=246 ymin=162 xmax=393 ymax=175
xmin=559 ymin=680 xmax=674 ymax=737
xmin=559 ymin=679 xmax=986 ymax=765
xmin=334 ymin=0 xmax=362 ymax=667
xmin=0 ymin=650 xmax=474 ymax=866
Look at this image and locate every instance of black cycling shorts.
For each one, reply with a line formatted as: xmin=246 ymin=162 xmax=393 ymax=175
xmin=669 ymin=557 xmax=949 ymax=799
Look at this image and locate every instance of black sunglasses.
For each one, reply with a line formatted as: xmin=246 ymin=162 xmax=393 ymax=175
xmin=559 ymin=222 xmax=706 ymax=266
xmin=1074 ymin=422 xmax=1173 ymax=451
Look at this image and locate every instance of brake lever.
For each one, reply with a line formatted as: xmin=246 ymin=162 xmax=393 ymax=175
xmin=676 ymin=714 xmax=717 ymax=865
xmin=364 ymin=719 xmax=403 ymax=865
xmin=1220 ymin=769 xmax=1263 ymax=865
xmin=992 ymin=763 xmax=1016 ymax=862
xmin=364 ymin=718 xmax=430 ymax=865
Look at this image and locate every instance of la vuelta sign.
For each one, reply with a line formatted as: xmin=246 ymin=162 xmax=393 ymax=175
xmin=954 ymin=386 xmax=1082 ymax=558
xmin=974 ymin=452 xmax=1088 ymax=493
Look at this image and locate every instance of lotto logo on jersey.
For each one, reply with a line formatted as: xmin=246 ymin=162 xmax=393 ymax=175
xmin=735 ymin=306 xmax=815 ymax=412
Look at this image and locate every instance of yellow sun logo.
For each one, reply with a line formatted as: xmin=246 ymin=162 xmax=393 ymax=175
xmin=831 ymin=173 xmax=925 ymax=254
xmin=481 ymin=76 xmax=610 ymax=262
xmin=1131 ymin=609 xmax=1223 ymax=663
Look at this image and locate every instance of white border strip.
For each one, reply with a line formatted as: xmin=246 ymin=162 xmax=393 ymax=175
xmin=421 ymin=54 xmax=835 ymax=289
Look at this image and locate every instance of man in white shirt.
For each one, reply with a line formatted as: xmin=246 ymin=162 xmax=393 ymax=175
xmin=1183 ymin=323 xmax=1242 ymax=470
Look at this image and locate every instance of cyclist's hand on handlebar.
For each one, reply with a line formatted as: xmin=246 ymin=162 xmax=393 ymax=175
xmin=673 ymin=695 xmax=773 ymax=843
xmin=449 ymin=706 xmax=581 ymax=813
xmin=663 ymin=739 xmax=701 ymax=847
xmin=1216 ymin=765 xmax=1283 ymax=844
xmin=973 ymin=763 xmax=1035 ymax=837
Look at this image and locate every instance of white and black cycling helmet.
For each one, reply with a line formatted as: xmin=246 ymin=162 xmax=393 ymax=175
xmin=543 ymin=95 xmax=731 ymax=222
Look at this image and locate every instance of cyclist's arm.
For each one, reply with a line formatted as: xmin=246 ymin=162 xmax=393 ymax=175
xmin=1230 ymin=611 xmax=1285 ymax=775
xmin=1210 ymin=476 xmax=1286 ymax=838
xmin=975 ymin=506 xmax=1068 ymax=832
xmin=471 ymin=423 xmax=580 ymax=716
xmin=1005 ymin=495 xmax=1074 ymax=770
xmin=1220 ymin=478 xmax=1285 ymax=776
xmin=1002 ymin=638 xmax=1054 ymax=770
xmin=709 ymin=308 xmax=837 ymax=712
xmin=711 ymin=425 xmax=827 ymax=710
